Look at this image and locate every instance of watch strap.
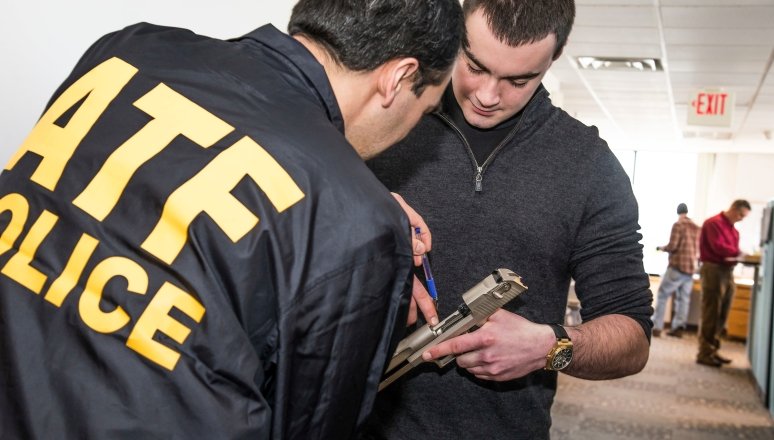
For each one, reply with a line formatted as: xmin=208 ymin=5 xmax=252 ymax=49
xmin=548 ymin=323 xmax=570 ymax=341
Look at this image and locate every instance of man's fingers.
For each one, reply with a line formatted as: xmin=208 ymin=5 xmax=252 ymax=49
xmin=406 ymin=297 xmax=418 ymax=326
xmin=412 ymin=275 xmax=438 ymax=326
xmin=422 ymin=332 xmax=480 ymax=361
xmin=391 ymin=192 xmax=432 ymax=253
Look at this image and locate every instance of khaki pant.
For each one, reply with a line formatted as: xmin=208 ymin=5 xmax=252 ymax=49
xmin=698 ymin=262 xmax=735 ymax=359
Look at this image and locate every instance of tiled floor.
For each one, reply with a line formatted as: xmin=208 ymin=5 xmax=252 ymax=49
xmin=550 ymin=332 xmax=774 ymax=439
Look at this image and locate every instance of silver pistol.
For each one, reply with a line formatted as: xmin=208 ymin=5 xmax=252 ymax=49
xmin=379 ymin=268 xmax=527 ymax=391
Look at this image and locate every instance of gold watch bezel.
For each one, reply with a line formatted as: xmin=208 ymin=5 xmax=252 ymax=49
xmin=545 ymin=339 xmax=573 ymax=371
xmin=545 ymin=324 xmax=573 ymax=371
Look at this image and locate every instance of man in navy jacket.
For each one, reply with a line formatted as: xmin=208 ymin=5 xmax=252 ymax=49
xmin=0 ymin=0 xmax=463 ymax=438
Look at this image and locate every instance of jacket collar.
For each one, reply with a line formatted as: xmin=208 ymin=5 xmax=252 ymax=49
xmin=236 ymin=24 xmax=345 ymax=133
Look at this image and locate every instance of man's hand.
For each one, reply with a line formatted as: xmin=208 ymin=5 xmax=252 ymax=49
xmin=421 ymin=310 xmax=554 ymax=381
xmin=391 ymin=193 xmax=438 ymax=326
xmin=407 ymin=274 xmax=438 ymax=326
xmin=391 ymin=192 xmax=431 ymax=264
xmin=422 ymin=312 xmax=650 ymax=381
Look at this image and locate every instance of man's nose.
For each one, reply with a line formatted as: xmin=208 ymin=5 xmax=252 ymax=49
xmin=475 ymin=77 xmax=500 ymax=108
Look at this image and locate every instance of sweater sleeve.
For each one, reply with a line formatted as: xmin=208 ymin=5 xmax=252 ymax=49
xmin=569 ymin=149 xmax=653 ymax=340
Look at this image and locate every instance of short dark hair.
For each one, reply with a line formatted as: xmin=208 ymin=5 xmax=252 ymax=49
xmin=288 ymin=0 xmax=464 ymax=95
xmin=731 ymin=199 xmax=752 ymax=211
xmin=462 ymin=0 xmax=575 ymax=60
xmin=677 ymin=203 xmax=688 ymax=215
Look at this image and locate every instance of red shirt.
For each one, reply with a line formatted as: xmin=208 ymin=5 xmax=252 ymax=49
xmin=699 ymin=212 xmax=740 ymax=266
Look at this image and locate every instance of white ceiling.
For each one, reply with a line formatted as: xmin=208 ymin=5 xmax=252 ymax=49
xmin=549 ymin=0 xmax=774 ymax=153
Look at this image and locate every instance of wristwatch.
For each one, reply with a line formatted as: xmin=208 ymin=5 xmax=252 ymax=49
xmin=545 ymin=324 xmax=573 ymax=371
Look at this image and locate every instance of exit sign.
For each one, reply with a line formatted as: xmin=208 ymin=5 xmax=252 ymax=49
xmin=687 ymin=88 xmax=734 ymax=127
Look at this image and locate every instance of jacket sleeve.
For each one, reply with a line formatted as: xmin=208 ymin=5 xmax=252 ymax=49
xmin=273 ymin=247 xmax=412 ymax=440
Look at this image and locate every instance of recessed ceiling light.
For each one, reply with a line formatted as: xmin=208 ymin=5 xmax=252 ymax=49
xmin=576 ymin=56 xmax=663 ymax=72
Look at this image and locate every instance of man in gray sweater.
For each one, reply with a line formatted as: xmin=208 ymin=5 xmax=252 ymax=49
xmin=363 ymin=1 xmax=652 ymax=439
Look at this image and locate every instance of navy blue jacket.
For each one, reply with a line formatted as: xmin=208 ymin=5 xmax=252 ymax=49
xmin=0 ymin=23 xmax=412 ymax=439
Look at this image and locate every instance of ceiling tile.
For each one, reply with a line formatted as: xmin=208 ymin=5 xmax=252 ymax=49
xmin=664 ymin=28 xmax=774 ymax=46
xmin=661 ymin=6 xmax=774 ymax=29
xmin=661 ymin=0 xmax=774 ymax=6
xmin=575 ymin=6 xmax=658 ymax=27
xmin=565 ymin=42 xmax=663 ymax=58
xmin=570 ymin=26 xmax=660 ymax=44
xmin=668 ymin=60 xmax=767 ymax=74
xmin=669 ymin=71 xmax=761 ymax=87
xmin=666 ymin=45 xmax=772 ymax=61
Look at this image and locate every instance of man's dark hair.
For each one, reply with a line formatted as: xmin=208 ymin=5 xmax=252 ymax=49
xmin=677 ymin=203 xmax=688 ymax=215
xmin=462 ymin=0 xmax=575 ymax=60
xmin=288 ymin=0 xmax=463 ymax=95
xmin=731 ymin=199 xmax=752 ymax=211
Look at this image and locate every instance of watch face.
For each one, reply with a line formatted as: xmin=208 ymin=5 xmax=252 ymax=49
xmin=551 ymin=347 xmax=573 ymax=370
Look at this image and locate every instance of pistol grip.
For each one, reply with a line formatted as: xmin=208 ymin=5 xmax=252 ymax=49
xmin=435 ymin=354 xmax=456 ymax=368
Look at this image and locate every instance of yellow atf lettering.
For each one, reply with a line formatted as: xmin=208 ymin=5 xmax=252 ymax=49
xmin=44 ymin=233 xmax=99 ymax=307
xmin=73 ymin=83 xmax=234 ymax=221
xmin=5 ymin=57 xmax=138 ymax=191
xmin=0 ymin=210 xmax=58 ymax=294
xmin=0 ymin=193 xmax=30 ymax=256
xmin=126 ymin=281 xmax=205 ymax=371
xmin=141 ymin=136 xmax=305 ymax=265
xmin=79 ymin=256 xmax=148 ymax=333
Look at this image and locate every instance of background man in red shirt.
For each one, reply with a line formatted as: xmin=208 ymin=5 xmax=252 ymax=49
xmin=697 ymin=199 xmax=751 ymax=367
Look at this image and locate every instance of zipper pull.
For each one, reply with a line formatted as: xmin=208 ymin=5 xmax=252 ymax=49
xmin=475 ymin=167 xmax=483 ymax=192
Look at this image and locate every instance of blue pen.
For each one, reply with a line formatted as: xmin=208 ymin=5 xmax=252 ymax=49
xmin=414 ymin=227 xmax=439 ymax=304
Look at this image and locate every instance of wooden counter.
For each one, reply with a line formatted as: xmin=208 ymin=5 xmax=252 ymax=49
xmin=727 ymin=281 xmax=753 ymax=340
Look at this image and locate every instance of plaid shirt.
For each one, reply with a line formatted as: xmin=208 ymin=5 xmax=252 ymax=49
xmin=662 ymin=215 xmax=701 ymax=274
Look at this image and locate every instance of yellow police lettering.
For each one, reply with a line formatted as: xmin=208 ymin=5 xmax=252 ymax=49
xmin=0 ymin=193 xmax=30 ymax=256
xmin=126 ymin=281 xmax=205 ymax=370
xmin=5 ymin=57 xmax=138 ymax=191
xmin=44 ymin=233 xmax=99 ymax=307
xmin=79 ymin=256 xmax=148 ymax=333
xmin=141 ymin=136 xmax=305 ymax=264
xmin=73 ymin=83 xmax=234 ymax=221
xmin=1 ymin=210 xmax=58 ymax=293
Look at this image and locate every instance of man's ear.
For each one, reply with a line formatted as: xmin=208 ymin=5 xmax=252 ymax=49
xmin=377 ymin=57 xmax=420 ymax=108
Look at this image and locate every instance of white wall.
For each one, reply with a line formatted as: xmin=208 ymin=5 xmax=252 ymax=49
xmin=0 ymin=0 xmax=297 ymax=163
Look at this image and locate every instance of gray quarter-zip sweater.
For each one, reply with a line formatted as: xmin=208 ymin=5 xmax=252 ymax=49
xmin=364 ymin=85 xmax=653 ymax=440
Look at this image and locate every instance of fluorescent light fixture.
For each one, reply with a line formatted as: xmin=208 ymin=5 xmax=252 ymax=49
xmin=683 ymin=130 xmax=733 ymax=140
xmin=576 ymin=56 xmax=663 ymax=72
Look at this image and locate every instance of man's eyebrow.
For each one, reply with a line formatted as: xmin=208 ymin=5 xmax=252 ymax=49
xmin=463 ymin=47 xmax=542 ymax=82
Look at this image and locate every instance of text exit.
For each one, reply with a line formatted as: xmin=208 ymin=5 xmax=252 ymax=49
xmin=687 ymin=88 xmax=734 ymax=128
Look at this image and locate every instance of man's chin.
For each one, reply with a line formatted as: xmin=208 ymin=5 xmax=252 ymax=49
xmin=463 ymin=109 xmax=501 ymax=129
